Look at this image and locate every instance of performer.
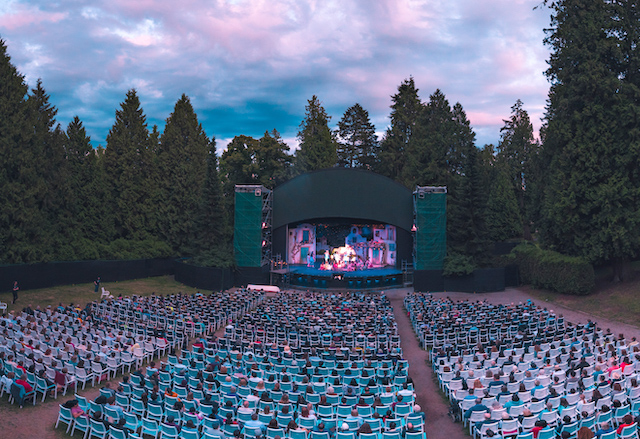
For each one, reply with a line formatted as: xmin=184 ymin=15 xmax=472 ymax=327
xmin=324 ymin=250 xmax=329 ymax=265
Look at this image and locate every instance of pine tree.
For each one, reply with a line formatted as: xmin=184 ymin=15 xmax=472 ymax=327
xmin=104 ymin=89 xmax=155 ymax=241
xmin=28 ymin=80 xmax=71 ymax=260
xmin=403 ymin=89 xmax=457 ymax=188
xmin=0 ymin=39 xmax=39 ymax=263
xmin=192 ymin=138 xmax=233 ymax=266
xmin=219 ymin=135 xmax=261 ymax=199
xmin=541 ymin=0 xmax=640 ymax=281
xmin=336 ymin=103 xmax=378 ymax=169
xmin=376 ymin=78 xmax=422 ymax=180
xmin=497 ymin=99 xmax=538 ymax=240
xmin=447 ymin=146 xmax=490 ymax=263
xmin=256 ymin=129 xmax=292 ymax=188
xmin=156 ymin=94 xmax=210 ymax=254
xmin=64 ymin=116 xmax=109 ymax=258
xmin=485 ymin=165 xmax=523 ymax=242
xmin=294 ymin=95 xmax=337 ymax=174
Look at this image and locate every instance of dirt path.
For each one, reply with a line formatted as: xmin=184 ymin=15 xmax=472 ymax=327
xmin=386 ymin=288 xmax=457 ymax=439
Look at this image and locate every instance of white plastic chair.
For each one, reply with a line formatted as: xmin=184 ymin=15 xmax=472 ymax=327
xmin=101 ymin=287 xmax=113 ymax=300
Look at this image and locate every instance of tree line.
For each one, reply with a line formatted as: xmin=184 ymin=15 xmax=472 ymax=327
xmin=2 ymin=0 xmax=639 ymax=280
xmin=221 ymin=84 xmax=538 ymax=274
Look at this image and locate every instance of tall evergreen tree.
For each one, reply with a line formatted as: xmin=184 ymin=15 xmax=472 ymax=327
xmin=485 ymin=165 xmax=523 ymax=242
xmin=477 ymin=143 xmax=497 ymax=192
xmin=541 ymin=0 xmax=640 ymax=281
xmin=156 ymin=94 xmax=210 ymax=254
xmin=0 ymin=39 xmax=40 ymax=263
xmin=447 ymin=145 xmax=489 ymax=263
xmin=27 ymin=80 xmax=70 ymax=260
xmin=256 ymin=129 xmax=291 ymax=188
xmin=219 ymin=135 xmax=261 ymax=199
xmin=104 ymin=89 xmax=155 ymax=241
xmin=497 ymin=99 xmax=537 ymax=240
xmin=294 ymin=95 xmax=337 ymax=174
xmin=376 ymin=78 xmax=422 ymax=180
xmin=192 ymin=139 xmax=233 ymax=266
xmin=336 ymin=103 xmax=378 ymax=169
xmin=403 ymin=91 xmax=476 ymax=189
xmin=64 ymin=116 xmax=112 ymax=258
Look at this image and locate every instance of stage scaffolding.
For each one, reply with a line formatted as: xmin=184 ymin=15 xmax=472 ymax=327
xmin=413 ymin=186 xmax=447 ymax=270
xmin=233 ymin=185 xmax=272 ymax=268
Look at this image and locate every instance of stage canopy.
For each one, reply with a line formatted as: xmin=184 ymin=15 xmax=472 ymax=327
xmin=272 ymin=168 xmax=413 ymax=231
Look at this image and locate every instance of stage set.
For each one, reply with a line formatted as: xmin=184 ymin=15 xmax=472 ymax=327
xmin=233 ymin=168 xmax=446 ymax=290
xmin=284 ymin=221 xmax=402 ymax=288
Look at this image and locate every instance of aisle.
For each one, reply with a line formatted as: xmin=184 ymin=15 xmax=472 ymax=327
xmin=385 ymin=289 xmax=465 ymax=439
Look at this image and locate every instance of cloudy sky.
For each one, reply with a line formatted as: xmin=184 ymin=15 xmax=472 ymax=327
xmin=0 ymin=0 xmax=551 ymax=153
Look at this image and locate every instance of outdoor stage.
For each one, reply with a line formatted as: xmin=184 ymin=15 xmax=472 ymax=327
xmin=282 ymin=264 xmax=403 ymax=290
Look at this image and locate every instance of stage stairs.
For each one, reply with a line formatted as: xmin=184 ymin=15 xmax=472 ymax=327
xmin=402 ymin=260 xmax=414 ymax=287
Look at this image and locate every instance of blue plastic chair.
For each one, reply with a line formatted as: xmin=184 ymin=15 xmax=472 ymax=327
xmin=55 ymin=404 xmax=74 ymax=433
xmin=70 ymin=415 xmax=90 ymax=438
xmin=160 ymin=423 xmax=179 ymax=439
xmin=141 ymin=417 xmax=161 ymax=439
xmin=88 ymin=418 xmax=109 ymax=439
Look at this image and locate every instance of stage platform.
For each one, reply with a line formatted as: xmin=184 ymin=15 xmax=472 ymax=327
xmin=281 ymin=264 xmax=403 ymax=290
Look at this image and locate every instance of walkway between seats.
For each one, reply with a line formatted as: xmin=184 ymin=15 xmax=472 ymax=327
xmin=386 ymin=289 xmax=462 ymax=439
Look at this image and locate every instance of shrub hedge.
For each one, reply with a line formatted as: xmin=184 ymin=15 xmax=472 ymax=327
xmin=443 ymin=252 xmax=476 ymax=277
xmin=509 ymin=243 xmax=595 ymax=295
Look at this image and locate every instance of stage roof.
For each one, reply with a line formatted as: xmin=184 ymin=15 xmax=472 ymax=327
xmin=273 ymin=168 xmax=413 ymax=231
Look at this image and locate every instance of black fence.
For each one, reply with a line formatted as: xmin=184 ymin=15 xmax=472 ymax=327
xmin=0 ymin=258 xmax=521 ymax=294
xmin=0 ymin=258 xmax=175 ymax=293
xmin=414 ymin=266 xmax=517 ymax=293
xmin=173 ymin=262 xmax=235 ymax=291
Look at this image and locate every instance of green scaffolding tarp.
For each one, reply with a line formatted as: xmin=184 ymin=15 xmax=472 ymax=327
xmin=415 ymin=192 xmax=446 ymax=270
xmin=234 ymin=191 xmax=263 ymax=267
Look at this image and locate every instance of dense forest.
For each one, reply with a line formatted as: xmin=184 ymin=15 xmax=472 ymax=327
xmin=1 ymin=0 xmax=640 ymax=280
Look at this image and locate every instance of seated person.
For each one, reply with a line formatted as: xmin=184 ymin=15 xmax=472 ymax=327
xmin=15 ymin=374 xmax=33 ymax=393
xmin=106 ymin=395 xmax=125 ymax=421
xmin=55 ymin=367 xmax=75 ymax=393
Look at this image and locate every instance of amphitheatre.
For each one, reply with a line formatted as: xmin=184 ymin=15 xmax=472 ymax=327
xmin=1 ymin=169 xmax=640 ymax=439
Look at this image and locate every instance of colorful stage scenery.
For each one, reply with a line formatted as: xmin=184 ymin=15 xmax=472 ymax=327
xmin=287 ymin=222 xmax=397 ymax=270
xmin=233 ymin=167 xmax=448 ymax=290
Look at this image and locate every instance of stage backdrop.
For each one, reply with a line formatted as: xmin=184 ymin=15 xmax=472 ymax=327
xmin=271 ymin=168 xmax=414 ymax=266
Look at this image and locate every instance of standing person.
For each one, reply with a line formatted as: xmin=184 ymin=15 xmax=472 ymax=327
xmin=12 ymin=281 xmax=18 ymax=304
xmin=94 ymin=277 xmax=101 ymax=293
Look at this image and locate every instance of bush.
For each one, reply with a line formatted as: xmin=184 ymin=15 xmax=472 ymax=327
xmin=443 ymin=252 xmax=476 ymax=277
xmin=190 ymin=245 xmax=235 ymax=268
xmin=509 ymin=243 xmax=594 ymax=295
xmin=99 ymin=238 xmax=173 ymax=260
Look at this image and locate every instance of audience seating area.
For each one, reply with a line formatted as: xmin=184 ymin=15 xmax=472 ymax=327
xmin=45 ymin=290 xmax=422 ymax=439
xmin=223 ymin=291 xmax=400 ymax=353
xmin=0 ymin=289 xmax=264 ymax=408
xmin=13 ymin=285 xmax=636 ymax=439
xmin=406 ymin=292 xmax=640 ymax=439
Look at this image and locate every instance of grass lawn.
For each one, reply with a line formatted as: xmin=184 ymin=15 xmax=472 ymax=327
xmin=522 ymin=264 xmax=640 ymax=327
xmin=0 ymin=275 xmax=203 ymax=315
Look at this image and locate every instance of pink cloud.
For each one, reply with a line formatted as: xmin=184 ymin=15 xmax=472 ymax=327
xmin=466 ymin=111 xmax=505 ymax=127
xmin=0 ymin=5 xmax=66 ymax=30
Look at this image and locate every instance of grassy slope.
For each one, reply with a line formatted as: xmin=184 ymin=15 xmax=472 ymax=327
xmin=522 ymin=264 xmax=640 ymax=326
xmin=0 ymin=275 xmax=203 ymax=315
